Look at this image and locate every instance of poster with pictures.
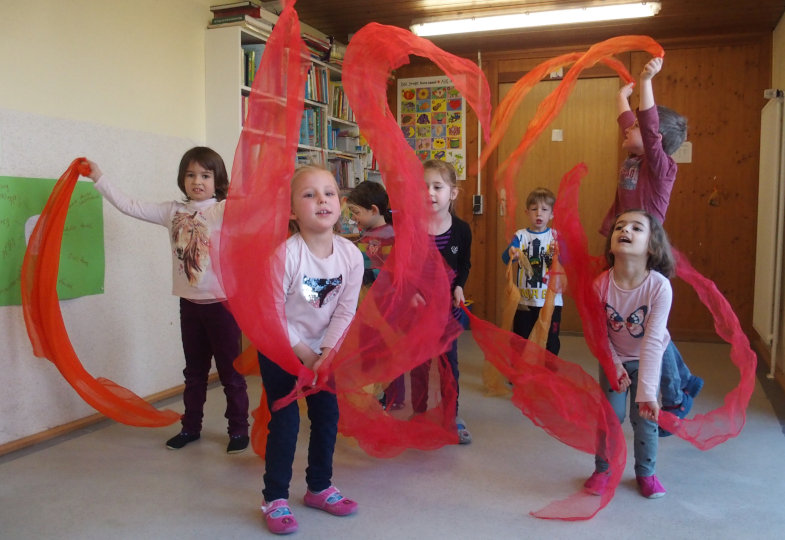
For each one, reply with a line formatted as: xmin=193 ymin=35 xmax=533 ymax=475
xmin=397 ymin=75 xmax=467 ymax=180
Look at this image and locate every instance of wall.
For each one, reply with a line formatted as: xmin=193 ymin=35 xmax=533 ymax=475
xmin=0 ymin=0 xmax=214 ymax=449
xmin=772 ymin=13 xmax=785 ymax=382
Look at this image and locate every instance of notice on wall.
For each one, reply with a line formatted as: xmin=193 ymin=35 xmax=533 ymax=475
xmin=397 ymin=75 xmax=467 ymax=180
xmin=0 ymin=176 xmax=104 ymax=306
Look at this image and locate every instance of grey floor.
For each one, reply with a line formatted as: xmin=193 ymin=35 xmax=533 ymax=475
xmin=2 ymin=334 xmax=785 ymax=539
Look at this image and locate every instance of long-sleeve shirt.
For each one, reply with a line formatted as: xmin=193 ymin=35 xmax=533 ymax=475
xmin=355 ymin=222 xmax=394 ymax=285
xmin=434 ymin=215 xmax=472 ymax=291
xmin=93 ymin=175 xmax=226 ymax=301
xmin=595 ymin=268 xmax=672 ymax=403
xmin=600 ymin=106 xmax=678 ymax=236
xmin=284 ymin=233 xmax=364 ymax=354
xmin=500 ymin=227 xmax=563 ymax=308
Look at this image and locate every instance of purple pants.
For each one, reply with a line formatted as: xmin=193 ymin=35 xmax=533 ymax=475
xmin=179 ymin=299 xmax=249 ymax=437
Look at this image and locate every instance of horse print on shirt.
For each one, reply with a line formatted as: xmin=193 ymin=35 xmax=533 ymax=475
xmin=171 ymin=210 xmax=210 ymax=286
xmin=605 ymin=303 xmax=648 ymax=338
xmin=301 ymin=274 xmax=343 ymax=308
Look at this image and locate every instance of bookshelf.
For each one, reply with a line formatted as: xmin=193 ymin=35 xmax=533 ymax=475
xmin=205 ymin=21 xmax=380 ymax=190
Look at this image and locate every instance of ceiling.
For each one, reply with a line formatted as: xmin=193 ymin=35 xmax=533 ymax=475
xmin=259 ymin=0 xmax=785 ymax=54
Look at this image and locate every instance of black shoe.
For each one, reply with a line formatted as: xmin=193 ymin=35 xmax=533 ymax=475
xmin=227 ymin=435 xmax=249 ymax=454
xmin=166 ymin=432 xmax=200 ymax=450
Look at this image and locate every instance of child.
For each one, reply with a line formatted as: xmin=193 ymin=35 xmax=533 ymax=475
xmin=501 ymin=187 xmax=562 ymax=354
xmin=410 ymin=159 xmax=472 ymax=444
xmin=83 ymin=148 xmax=250 ymax=454
xmin=599 ymin=56 xmax=702 ymax=434
xmin=344 ymin=181 xmax=401 ymax=408
xmin=258 ymin=165 xmax=363 ymax=535
xmin=584 ymin=209 xmax=676 ymax=499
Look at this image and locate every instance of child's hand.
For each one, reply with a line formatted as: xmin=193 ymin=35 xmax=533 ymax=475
xmin=293 ymin=342 xmax=320 ymax=369
xmin=615 ymin=364 xmax=631 ymax=391
xmin=640 ymin=57 xmax=663 ymax=81
xmin=508 ymin=246 xmax=520 ymax=262
xmin=311 ymin=347 xmax=333 ymax=385
xmin=618 ymin=82 xmax=634 ymax=100
xmin=410 ymin=292 xmax=426 ymax=308
xmin=82 ymin=159 xmax=103 ymax=182
xmin=452 ymin=286 xmax=465 ymax=308
xmin=638 ymin=401 xmax=660 ymax=422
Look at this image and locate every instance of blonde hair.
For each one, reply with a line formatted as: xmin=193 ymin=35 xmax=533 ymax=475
xmin=288 ymin=164 xmax=338 ymax=234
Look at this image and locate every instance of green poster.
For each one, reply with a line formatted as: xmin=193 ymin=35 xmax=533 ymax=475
xmin=0 ymin=176 xmax=104 ymax=305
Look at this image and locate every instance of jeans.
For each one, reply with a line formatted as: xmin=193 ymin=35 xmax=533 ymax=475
xmin=179 ymin=299 xmax=249 ymax=437
xmin=595 ymin=361 xmax=658 ymax=477
xmin=660 ymin=341 xmax=692 ymax=407
xmin=513 ymin=305 xmax=562 ymax=355
xmin=258 ymin=353 xmax=339 ymax=502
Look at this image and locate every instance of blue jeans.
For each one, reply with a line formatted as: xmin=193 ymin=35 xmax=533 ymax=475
xmin=258 ymin=353 xmax=339 ymax=502
xmin=660 ymin=341 xmax=692 ymax=407
xmin=596 ymin=361 xmax=658 ymax=477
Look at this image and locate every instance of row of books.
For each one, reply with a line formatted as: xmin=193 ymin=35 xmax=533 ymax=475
xmin=299 ymin=107 xmax=323 ymax=148
xmin=210 ymin=0 xmax=263 ymax=18
xmin=241 ymin=43 xmax=265 ymax=86
xmin=328 ymin=156 xmax=360 ymax=190
xmin=305 ymin=64 xmax=330 ymax=104
xmin=330 ymin=82 xmax=355 ymax=123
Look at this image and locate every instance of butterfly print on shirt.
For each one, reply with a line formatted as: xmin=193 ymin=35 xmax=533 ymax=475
xmin=605 ymin=303 xmax=648 ymax=338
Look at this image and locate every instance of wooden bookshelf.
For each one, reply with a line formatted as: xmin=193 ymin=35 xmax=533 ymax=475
xmin=205 ymin=20 xmax=380 ymax=189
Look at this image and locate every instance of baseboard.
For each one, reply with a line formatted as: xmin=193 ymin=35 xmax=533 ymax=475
xmin=0 ymin=373 xmax=219 ymax=457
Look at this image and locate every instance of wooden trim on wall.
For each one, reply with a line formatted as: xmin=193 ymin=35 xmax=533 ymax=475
xmin=750 ymin=330 xmax=785 ymax=394
xmin=0 ymin=373 xmax=218 ymax=457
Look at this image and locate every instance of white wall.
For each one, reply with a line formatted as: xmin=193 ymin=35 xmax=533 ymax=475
xmin=773 ymin=13 xmax=785 ymax=379
xmin=0 ymin=0 xmax=216 ymax=447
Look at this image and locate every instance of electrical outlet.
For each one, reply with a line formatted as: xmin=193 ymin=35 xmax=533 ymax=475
xmin=472 ymin=194 xmax=483 ymax=215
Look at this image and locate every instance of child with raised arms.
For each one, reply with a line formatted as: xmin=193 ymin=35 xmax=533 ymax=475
xmin=584 ymin=209 xmax=675 ymax=499
xmin=501 ymin=187 xmax=563 ymax=354
xmin=83 ymin=148 xmax=250 ymax=454
xmin=258 ymin=165 xmax=363 ymax=535
xmin=410 ymin=159 xmax=472 ymax=444
xmin=600 ymin=56 xmax=702 ymax=435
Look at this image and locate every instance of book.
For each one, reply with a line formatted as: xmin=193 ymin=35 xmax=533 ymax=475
xmin=208 ymin=14 xmax=273 ymax=37
xmin=210 ymin=1 xmax=262 ymax=11
xmin=210 ymin=6 xmax=263 ymax=18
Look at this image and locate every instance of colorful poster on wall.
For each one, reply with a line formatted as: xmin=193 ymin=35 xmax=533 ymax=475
xmin=397 ymin=75 xmax=467 ymax=180
xmin=0 ymin=176 xmax=104 ymax=306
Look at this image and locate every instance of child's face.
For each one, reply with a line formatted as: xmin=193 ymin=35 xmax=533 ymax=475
xmin=183 ymin=161 xmax=215 ymax=201
xmin=611 ymin=212 xmax=651 ymax=258
xmin=525 ymin=201 xmax=553 ymax=232
xmin=347 ymin=203 xmax=377 ymax=230
xmin=424 ymin=168 xmax=456 ymax=216
xmin=621 ymin=120 xmax=645 ymax=155
xmin=290 ymin=170 xmax=341 ymax=234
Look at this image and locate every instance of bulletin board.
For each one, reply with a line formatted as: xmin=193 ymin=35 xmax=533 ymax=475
xmin=397 ymin=75 xmax=467 ymax=179
xmin=0 ymin=176 xmax=104 ymax=306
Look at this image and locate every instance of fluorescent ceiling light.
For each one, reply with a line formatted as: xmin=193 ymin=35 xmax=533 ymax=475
xmin=410 ymin=2 xmax=661 ymax=37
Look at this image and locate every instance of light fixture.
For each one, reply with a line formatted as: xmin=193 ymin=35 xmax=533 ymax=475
xmin=410 ymin=2 xmax=661 ymax=37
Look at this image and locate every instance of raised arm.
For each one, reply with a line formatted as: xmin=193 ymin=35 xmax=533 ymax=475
xmin=638 ymin=56 xmax=663 ymax=112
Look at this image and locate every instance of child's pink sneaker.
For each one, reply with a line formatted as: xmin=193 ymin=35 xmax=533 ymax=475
xmin=583 ymin=471 xmax=610 ymax=495
xmin=303 ymin=485 xmax=358 ymax=516
xmin=636 ymin=474 xmax=666 ymax=499
xmin=261 ymin=499 xmax=298 ymax=535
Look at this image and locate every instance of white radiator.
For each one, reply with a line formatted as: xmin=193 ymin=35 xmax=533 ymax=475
xmin=753 ymin=95 xmax=785 ymax=360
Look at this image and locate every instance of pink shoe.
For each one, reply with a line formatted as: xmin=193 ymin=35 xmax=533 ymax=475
xmin=261 ymin=499 xmax=298 ymax=534
xmin=303 ymin=485 xmax=358 ymax=516
xmin=583 ymin=471 xmax=610 ymax=495
xmin=636 ymin=474 xmax=666 ymax=499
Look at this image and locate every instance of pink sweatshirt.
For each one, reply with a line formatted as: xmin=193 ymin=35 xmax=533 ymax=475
xmin=595 ymin=268 xmax=672 ymax=403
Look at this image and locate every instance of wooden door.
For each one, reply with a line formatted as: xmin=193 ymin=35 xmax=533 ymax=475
xmin=494 ymin=77 xmax=620 ymax=332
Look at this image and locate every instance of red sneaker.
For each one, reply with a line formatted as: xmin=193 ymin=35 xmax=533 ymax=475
xmin=261 ymin=499 xmax=298 ymax=534
xmin=583 ymin=471 xmax=610 ymax=495
xmin=636 ymin=474 xmax=666 ymax=499
xmin=303 ymin=485 xmax=358 ymax=516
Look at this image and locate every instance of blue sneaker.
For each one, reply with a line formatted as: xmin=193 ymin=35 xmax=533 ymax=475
xmin=684 ymin=375 xmax=704 ymax=399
